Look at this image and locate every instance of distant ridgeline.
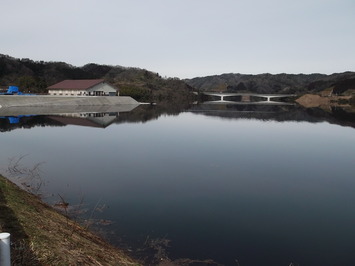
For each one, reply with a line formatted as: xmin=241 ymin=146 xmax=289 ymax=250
xmin=0 ymin=54 xmax=194 ymax=103
xmin=185 ymin=72 xmax=355 ymax=95
xmin=1 ymin=54 xmax=354 ymax=101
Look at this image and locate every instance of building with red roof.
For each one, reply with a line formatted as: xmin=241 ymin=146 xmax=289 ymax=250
xmin=47 ymin=79 xmax=118 ymax=96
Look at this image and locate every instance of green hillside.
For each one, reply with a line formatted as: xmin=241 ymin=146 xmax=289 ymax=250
xmin=185 ymin=72 xmax=355 ymax=95
xmin=0 ymin=54 xmax=195 ymax=103
xmin=1 ymin=54 xmax=354 ymax=102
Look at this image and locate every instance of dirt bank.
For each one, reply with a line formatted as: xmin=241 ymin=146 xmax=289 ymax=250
xmin=296 ymin=94 xmax=352 ymax=108
xmin=0 ymin=175 xmax=139 ymax=265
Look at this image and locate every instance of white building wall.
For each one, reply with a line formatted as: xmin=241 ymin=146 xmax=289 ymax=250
xmin=87 ymin=83 xmax=118 ymax=96
xmin=48 ymin=82 xmax=118 ymax=96
xmin=48 ymin=90 xmax=88 ymax=96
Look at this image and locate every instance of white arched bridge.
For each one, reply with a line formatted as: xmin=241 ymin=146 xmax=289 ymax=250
xmin=201 ymin=92 xmax=296 ymax=105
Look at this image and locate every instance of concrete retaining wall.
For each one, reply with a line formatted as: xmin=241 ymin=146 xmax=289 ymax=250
xmin=0 ymin=95 xmax=138 ymax=108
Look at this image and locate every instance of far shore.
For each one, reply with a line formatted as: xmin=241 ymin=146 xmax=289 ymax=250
xmin=296 ymin=93 xmax=354 ymax=109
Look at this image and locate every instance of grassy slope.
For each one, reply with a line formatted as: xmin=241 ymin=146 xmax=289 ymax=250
xmin=0 ymin=175 xmax=139 ymax=266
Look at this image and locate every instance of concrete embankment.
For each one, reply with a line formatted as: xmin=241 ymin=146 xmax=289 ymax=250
xmin=0 ymin=95 xmax=138 ymax=108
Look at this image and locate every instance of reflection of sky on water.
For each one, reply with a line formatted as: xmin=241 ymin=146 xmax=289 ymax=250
xmin=1 ymin=112 xmax=355 ymax=265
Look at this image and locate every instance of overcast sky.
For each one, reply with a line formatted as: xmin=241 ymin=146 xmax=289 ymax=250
xmin=1 ymin=0 xmax=354 ymax=78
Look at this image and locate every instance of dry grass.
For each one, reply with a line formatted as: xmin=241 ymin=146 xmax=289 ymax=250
xmin=0 ymin=175 xmax=140 ymax=265
xmin=296 ymin=94 xmax=352 ymax=108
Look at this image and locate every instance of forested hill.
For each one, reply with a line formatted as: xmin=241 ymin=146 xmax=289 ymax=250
xmin=1 ymin=54 xmax=354 ymax=100
xmin=0 ymin=54 xmax=194 ymax=103
xmin=185 ymin=72 xmax=355 ymax=95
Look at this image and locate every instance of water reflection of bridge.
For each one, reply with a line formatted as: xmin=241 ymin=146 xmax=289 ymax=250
xmin=202 ymin=92 xmax=296 ymax=105
xmin=189 ymin=101 xmax=298 ymax=121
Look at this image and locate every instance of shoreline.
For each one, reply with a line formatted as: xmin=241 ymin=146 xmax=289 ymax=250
xmin=296 ymin=93 xmax=353 ymax=109
xmin=0 ymin=174 xmax=140 ymax=265
xmin=0 ymin=95 xmax=139 ymax=108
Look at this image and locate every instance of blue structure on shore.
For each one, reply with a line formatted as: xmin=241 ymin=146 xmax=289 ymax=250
xmin=0 ymin=115 xmax=36 ymax=124
xmin=0 ymin=86 xmax=35 ymax=95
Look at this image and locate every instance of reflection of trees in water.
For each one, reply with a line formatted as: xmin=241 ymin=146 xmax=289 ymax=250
xmin=189 ymin=104 xmax=355 ymax=128
xmin=0 ymin=100 xmax=194 ymax=132
xmin=115 ymin=102 xmax=194 ymax=124
xmin=0 ymin=115 xmax=64 ymax=132
xmin=0 ymin=103 xmax=354 ymax=131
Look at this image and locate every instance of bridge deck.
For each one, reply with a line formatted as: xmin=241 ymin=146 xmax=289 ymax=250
xmin=202 ymin=100 xmax=295 ymax=106
xmin=202 ymin=92 xmax=296 ymax=98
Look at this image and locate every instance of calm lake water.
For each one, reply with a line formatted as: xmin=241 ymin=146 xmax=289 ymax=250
xmin=1 ymin=103 xmax=355 ymax=265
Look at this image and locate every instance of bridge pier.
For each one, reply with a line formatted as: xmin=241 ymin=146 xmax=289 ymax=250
xmin=241 ymin=95 xmax=250 ymax=102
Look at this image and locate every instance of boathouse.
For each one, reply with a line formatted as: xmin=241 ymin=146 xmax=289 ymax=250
xmin=47 ymin=79 xmax=118 ymax=96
